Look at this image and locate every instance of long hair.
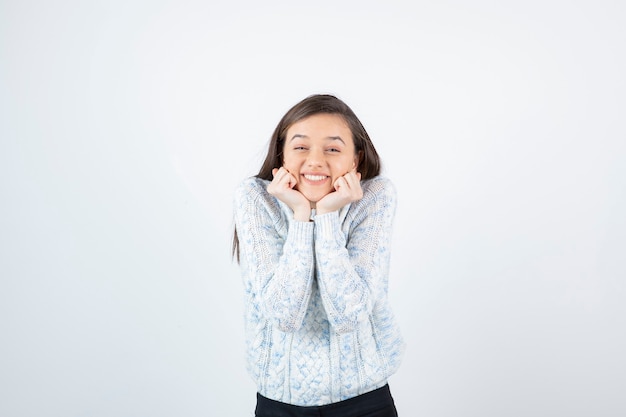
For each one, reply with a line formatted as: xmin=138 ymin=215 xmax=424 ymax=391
xmin=233 ymin=94 xmax=382 ymax=261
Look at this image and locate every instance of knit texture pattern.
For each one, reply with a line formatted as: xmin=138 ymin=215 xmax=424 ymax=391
xmin=234 ymin=176 xmax=405 ymax=406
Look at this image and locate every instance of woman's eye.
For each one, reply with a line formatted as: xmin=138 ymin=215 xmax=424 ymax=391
xmin=327 ymin=148 xmax=340 ymax=153
xmin=294 ymin=146 xmax=307 ymax=150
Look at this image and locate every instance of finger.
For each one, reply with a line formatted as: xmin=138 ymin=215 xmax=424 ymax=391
xmin=342 ymin=171 xmax=358 ymax=188
xmin=273 ymin=167 xmax=288 ymax=180
xmin=334 ymin=176 xmax=347 ymax=191
xmin=349 ymin=170 xmax=362 ymax=183
xmin=273 ymin=167 xmax=290 ymax=184
xmin=343 ymin=172 xmax=363 ymax=198
xmin=286 ymin=172 xmax=298 ymax=188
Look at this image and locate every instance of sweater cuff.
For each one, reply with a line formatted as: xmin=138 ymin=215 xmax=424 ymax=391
xmin=313 ymin=211 xmax=344 ymax=245
xmin=287 ymin=218 xmax=315 ymax=245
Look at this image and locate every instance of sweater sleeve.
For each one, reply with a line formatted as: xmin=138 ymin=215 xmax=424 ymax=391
xmin=234 ymin=178 xmax=315 ymax=333
xmin=313 ymin=177 xmax=396 ymax=334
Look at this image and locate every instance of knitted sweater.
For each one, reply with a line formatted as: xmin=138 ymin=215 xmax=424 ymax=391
xmin=233 ymin=175 xmax=405 ymax=406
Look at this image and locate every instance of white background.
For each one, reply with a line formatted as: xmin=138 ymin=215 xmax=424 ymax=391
xmin=1 ymin=0 xmax=625 ymax=416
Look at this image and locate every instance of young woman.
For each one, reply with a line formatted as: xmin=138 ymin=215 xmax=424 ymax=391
xmin=233 ymin=94 xmax=405 ymax=416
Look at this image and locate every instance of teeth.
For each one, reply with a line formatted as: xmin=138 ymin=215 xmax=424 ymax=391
xmin=304 ymin=174 xmax=327 ymax=181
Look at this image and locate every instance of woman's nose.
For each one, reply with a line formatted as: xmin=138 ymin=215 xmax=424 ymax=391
xmin=306 ymin=147 xmax=324 ymax=166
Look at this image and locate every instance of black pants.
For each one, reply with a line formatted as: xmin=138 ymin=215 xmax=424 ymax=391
xmin=255 ymin=384 xmax=398 ymax=417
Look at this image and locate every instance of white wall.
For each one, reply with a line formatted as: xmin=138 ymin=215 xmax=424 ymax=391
xmin=1 ymin=1 xmax=624 ymax=416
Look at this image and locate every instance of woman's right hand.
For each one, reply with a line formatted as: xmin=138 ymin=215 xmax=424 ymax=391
xmin=267 ymin=167 xmax=311 ymax=221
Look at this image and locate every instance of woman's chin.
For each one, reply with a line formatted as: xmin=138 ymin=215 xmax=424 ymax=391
xmin=301 ymin=192 xmax=329 ymax=208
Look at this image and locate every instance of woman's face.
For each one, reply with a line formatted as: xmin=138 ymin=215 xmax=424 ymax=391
xmin=282 ymin=113 xmax=358 ymax=205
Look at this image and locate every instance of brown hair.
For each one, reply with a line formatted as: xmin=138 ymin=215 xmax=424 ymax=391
xmin=233 ymin=94 xmax=382 ymax=261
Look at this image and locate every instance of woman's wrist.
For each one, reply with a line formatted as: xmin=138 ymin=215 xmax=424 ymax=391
xmin=293 ymin=207 xmax=312 ymax=222
xmin=314 ymin=206 xmax=335 ymax=216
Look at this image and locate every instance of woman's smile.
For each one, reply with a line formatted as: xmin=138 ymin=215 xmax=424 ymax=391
xmin=301 ymin=173 xmax=329 ymax=183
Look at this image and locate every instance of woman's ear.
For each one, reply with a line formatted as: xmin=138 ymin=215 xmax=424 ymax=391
xmin=353 ymin=151 xmax=363 ymax=170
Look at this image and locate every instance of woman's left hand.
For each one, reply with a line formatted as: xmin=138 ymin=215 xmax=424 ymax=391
xmin=316 ymin=169 xmax=363 ymax=215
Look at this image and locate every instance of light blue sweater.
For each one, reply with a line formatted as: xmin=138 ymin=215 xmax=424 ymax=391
xmin=234 ymin=175 xmax=405 ymax=406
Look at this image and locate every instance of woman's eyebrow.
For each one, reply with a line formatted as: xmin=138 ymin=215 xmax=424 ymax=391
xmin=327 ymin=136 xmax=346 ymax=144
xmin=289 ymin=134 xmax=309 ymax=141
xmin=289 ymin=135 xmax=345 ymax=144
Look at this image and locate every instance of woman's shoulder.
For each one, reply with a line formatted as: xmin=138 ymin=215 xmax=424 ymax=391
xmin=344 ymin=176 xmax=397 ymax=224
xmin=348 ymin=176 xmax=397 ymax=216
xmin=234 ymin=176 xmax=271 ymax=203
xmin=360 ymin=175 xmax=397 ymax=201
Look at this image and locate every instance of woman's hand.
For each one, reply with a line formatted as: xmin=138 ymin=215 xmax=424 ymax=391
xmin=267 ymin=167 xmax=311 ymax=221
xmin=316 ymin=169 xmax=363 ymax=215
